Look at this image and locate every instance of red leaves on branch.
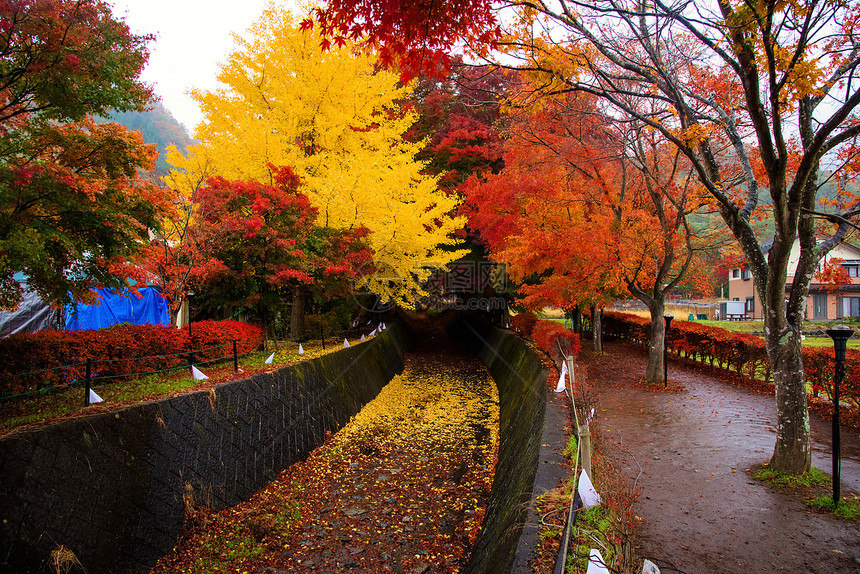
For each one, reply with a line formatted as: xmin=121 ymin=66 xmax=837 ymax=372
xmin=306 ymin=0 xmax=500 ymax=79
xmin=814 ymin=258 xmax=852 ymax=291
xmin=190 ymin=166 xmax=372 ymax=311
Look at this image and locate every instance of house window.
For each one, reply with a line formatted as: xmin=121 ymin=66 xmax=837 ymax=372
xmin=745 ymin=297 xmax=755 ymax=313
xmin=741 ymin=268 xmax=751 ymax=280
xmin=844 ymin=265 xmax=860 ymax=277
xmin=732 ymin=269 xmax=740 ymax=279
xmin=813 ymin=294 xmax=827 ymax=320
xmin=839 ymin=297 xmax=860 ymax=319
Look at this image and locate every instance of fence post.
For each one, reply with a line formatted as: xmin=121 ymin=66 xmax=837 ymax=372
xmin=233 ymin=339 xmax=238 ymax=372
xmin=85 ymin=357 xmax=92 ymax=407
xmin=579 ymin=424 xmax=592 ymax=480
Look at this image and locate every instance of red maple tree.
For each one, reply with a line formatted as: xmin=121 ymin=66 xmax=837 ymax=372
xmin=188 ymin=166 xmax=372 ymax=338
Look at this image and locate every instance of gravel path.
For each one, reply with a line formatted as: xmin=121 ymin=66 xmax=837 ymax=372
xmin=582 ymin=341 xmax=860 ymax=574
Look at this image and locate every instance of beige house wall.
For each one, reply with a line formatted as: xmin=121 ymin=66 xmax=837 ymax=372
xmin=727 ymin=271 xmax=761 ymax=319
xmin=728 ymin=240 xmax=860 ymax=321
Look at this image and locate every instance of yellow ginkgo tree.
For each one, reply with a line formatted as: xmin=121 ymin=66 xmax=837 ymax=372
xmin=168 ymin=4 xmax=467 ymax=310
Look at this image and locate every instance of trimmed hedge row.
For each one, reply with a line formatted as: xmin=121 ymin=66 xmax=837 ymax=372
xmin=0 ymin=320 xmax=265 ymax=396
xmin=603 ymin=311 xmax=860 ymax=408
xmin=510 ymin=312 xmax=538 ymax=337
xmin=531 ymin=319 xmax=581 ymax=362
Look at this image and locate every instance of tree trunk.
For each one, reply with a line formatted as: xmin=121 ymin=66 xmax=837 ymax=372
xmin=572 ymin=306 xmax=582 ymax=334
xmin=290 ymin=284 xmax=306 ymax=340
xmin=644 ymin=301 xmax=667 ymax=383
xmin=591 ymin=304 xmax=603 ymax=353
xmin=764 ymin=317 xmax=812 ymax=474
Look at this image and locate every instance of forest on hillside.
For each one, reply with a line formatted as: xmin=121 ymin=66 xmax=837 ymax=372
xmin=98 ymin=100 xmax=193 ymax=176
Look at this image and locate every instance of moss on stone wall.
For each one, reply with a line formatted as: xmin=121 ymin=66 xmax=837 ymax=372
xmin=450 ymin=316 xmax=547 ymax=574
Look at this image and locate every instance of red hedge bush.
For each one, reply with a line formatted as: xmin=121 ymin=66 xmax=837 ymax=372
xmin=510 ymin=312 xmax=538 ymax=337
xmin=532 ymin=320 xmax=581 ymax=362
xmin=0 ymin=320 xmax=264 ymax=397
xmin=603 ymin=311 xmax=858 ymax=409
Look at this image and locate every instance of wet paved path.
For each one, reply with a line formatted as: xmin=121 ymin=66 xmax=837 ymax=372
xmin=584 ymin=341 xmax=860 ymax=574
xmin=152 ymin=340 xmax=499 ymax=574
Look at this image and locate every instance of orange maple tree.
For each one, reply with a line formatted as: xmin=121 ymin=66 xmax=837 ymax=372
xmin=187 ymin=166 xmax=373 ymax=338
xmin=463 ymin=90 xmax=706 ymax=373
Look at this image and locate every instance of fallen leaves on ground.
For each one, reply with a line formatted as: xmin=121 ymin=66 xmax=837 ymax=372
xmin=150 ymin=346 xmax=500 ymax=574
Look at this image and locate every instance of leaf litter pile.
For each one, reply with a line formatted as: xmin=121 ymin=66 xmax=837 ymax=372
xmin=151 ymin=342 xmax=500 ymax=573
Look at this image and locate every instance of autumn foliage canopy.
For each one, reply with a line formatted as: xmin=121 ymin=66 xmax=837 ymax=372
xmin=190 ymin=165 xmax=373 ymax=313
xmin=0 ymin=0 xmax=167 ymax=310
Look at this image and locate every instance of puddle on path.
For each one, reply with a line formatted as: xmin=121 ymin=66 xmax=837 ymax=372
xmin=584 ymin=341 xmax=860 ymax=574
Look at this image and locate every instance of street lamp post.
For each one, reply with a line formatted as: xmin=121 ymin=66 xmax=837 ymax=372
xmin=826 ymin=325 xmax=853 ymax=506
xmin=663 ymin=315 xmax=674 ymax=388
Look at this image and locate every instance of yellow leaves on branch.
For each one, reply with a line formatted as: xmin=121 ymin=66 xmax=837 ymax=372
xmin=768 ymin=43 xmax=828 ymax=102
xmin=679 ymin=123 xmax=717 ymax=146
xmin=167 ymin=4 xmax=467 ymax=306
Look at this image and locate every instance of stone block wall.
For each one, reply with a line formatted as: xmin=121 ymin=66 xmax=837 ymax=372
xmin=450 ymin=316 xmax=548 ymax=574
xmin=0 ymin=323 xmax=407 ymax=574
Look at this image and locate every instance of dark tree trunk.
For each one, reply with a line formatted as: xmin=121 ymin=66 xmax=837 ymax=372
xmin=644 ymin=300 xmax=667 ymax=383
xmin=290 ymin=284 xmax=306 ymax=340
xmin=766 ymin=334 xmax=811 ymax=473
xmin=762 ymin=270 xmax=812 ymax=474
xmin=591 ymin=304 xmax=603 ymax=353
xmin=572 ymin=306 xmax=582 ymax=334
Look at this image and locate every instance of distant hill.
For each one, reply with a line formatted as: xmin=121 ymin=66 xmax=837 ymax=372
xmin=97 ymin=99 xmax=194 ymax=177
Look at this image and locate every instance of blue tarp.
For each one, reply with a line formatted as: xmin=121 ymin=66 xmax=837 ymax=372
xmin=65 ymin=287 xmax=170 ymax=331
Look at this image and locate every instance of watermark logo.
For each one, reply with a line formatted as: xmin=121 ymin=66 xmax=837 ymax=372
xmin=351 ymin=260 xmax=509 ymax=312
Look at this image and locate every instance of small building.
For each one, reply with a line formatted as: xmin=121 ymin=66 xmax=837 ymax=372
xmin=728 ymin=240 xmax=860 ymax=321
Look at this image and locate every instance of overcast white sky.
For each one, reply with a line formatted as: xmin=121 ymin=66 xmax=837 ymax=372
xmin=111 ymin=1 xmax=296 ymax=134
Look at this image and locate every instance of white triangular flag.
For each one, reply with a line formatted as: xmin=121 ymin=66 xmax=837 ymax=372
xmin=555 ymin=369 xmax=567 ymax=393
xmin=88 ymin=389 xmax=103 ymax=404
xmin=642 ymin=559 xmax=661 ymax=574
xmin=585 ymin=549 xmax=610 ymax=574
xmin=191 ymin=365 xmax=209 ymax=380
xmin=298 ymin=343 xmax=304 ymax=354
xmin=370 ymin=327 xmax=377 ymax=336
xmin=560 ymin=361 xmax=569 ymax=376
xmin=361 ymin=334 xmax=366 ymax=342
xmin=586 ymin=407 xmax=595 ymax=426
xmin=579 ymin=469 xmax=601 ymax=509
xmin=381 ymin=322 xmax=386 ymax=330
xmin=265 ymin=352 xmax=275 ymax=364
xmin=343 ymin=338 xmax=350 ymax=348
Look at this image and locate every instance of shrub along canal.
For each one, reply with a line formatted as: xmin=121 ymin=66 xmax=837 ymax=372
xmin=150 ymin=337 xmax=500 ymax=573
